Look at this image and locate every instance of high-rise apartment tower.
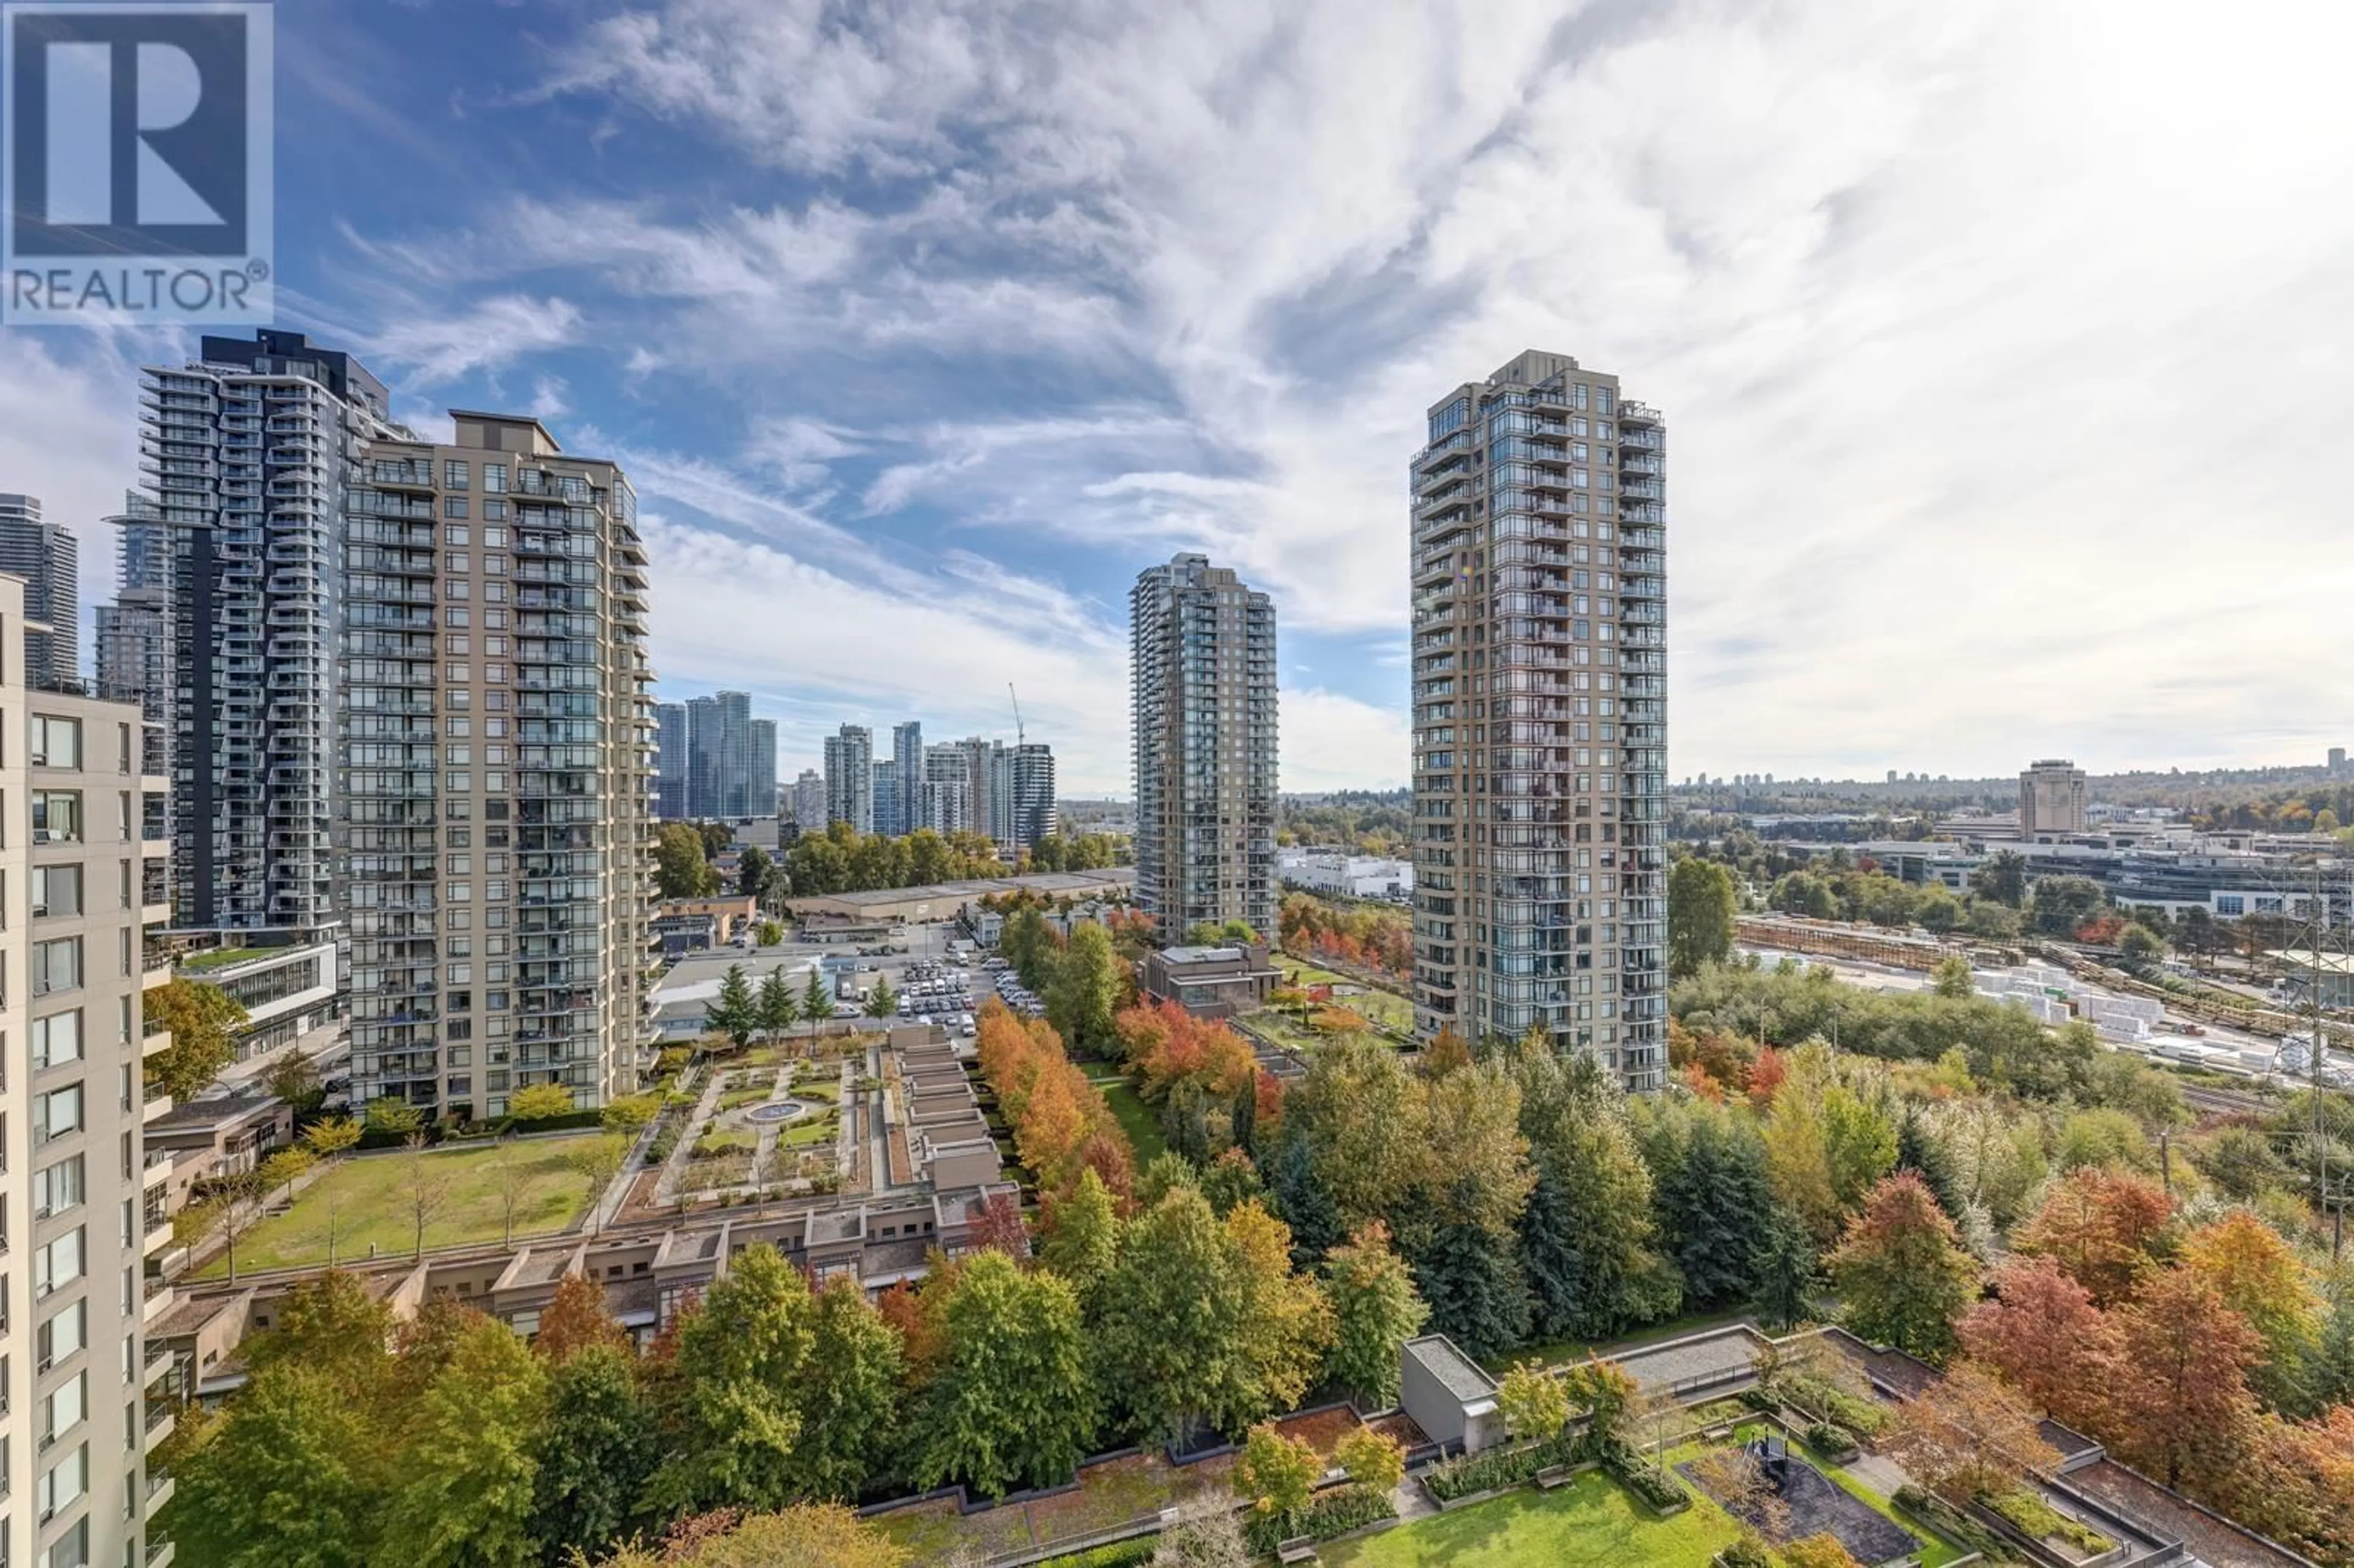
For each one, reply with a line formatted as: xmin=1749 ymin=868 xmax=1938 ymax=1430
xmin=1130 ymin=553 xmax=1278 ymax=938
xmin=0 ymin=576 xmax=177 ymax=1568
xmin=891 ymin=721 xmax=924 ymax=835
xmin=339 ymin=412 xmax=657 ymax=1116
xmin=1409 ymin=351 xmax=1666 ymax=1090
xmin=0 ymin=493 xmax=80 ymax=686
xmin=128 ymin=330 xmax=406 ymax=929
xmin=824 ymin=725 xmax=874 ymax=833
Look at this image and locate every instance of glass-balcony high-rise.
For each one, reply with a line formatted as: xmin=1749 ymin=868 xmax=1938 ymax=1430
xmin=340 ymin=412 xmax=657 ymax=1116
xmin=1409 ymin=351 xmax=1666 ymax=1090
xmin=1130 ymin=553 xmax=1278 ymax=939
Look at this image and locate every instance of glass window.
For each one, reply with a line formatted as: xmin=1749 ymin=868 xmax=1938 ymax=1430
xmin=32 ymin=937 xmax=80 ymax=996
xmin=31 ymin=1010 xmax=81 ymax=1070
xmin=32 ymin=1153 xmax=83 ymax=1218
xmin=35 ymin=1228 xmax=84 ymax=1298
xmin=28 ymin=715 xmax=79 ymax=767
xmin=37 ymin=1297 xmax=86 ymax=1369
xmin=30 ymin=792 xmax=80 ymax=843
xmin=33 ymin=1082 xmax=82 ymax=1143
xmin=444 ymin=496 xmax=470 ymax=519
xmin=37 ymin=1439 xmax=86 ymax=1521
xmin=31 ymin=864 xmax=80 ymax=918
xmin=444 ymin=459 xmax=470 ymax=489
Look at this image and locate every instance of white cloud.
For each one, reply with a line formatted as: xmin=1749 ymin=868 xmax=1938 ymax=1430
xmin=365 ymin=293 xmax=583 ymax=384
xmin=550 ymin=0 xmax=2354 ymax=777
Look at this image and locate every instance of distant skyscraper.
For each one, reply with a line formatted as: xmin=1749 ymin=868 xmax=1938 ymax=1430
xmin=750 ymin=718 xmax=777 ymax=816
xmin=1409 ymin=351 xmax=1666 ymax=1091
xmin=2020 ymin=758 xmax=2088 ymax=838
xmin=1130 ymin=553 xmax=1278 ymax=937
xmin=990 ymin=742 xmax=1059 ymax=859
xmin=655 ymin=701 xmax=689 ymax=818
xmin=128 ymin=329 xmax=405 ymax=929
xmin=0 ymin=492 xmax=79 ymax=685
xmin=825 ymin=724 xmax=874 ymax=832
xmin=892 ymin=720 xmax=924 ymax=834
xmin=923 ymin=743 xmax=973 ymax=833
xmin=671 ymin=691 xmax=772 ymax=818
xmin=873 ymin=759 xmax=899 ymax=844
xmin=793 ymin=768 xmax=825 ymax=829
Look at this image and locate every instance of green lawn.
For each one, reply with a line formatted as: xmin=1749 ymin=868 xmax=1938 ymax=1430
xmin=1324 ymin=1470 xmax=1740 ymax=1568
xmin=199 ymin=1134 xmax=607 ymax=1275
xmin=1093 ymin=1078 xmax=1168 ymax=1163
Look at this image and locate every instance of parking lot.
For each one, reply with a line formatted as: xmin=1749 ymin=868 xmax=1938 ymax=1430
xmin=773 ymin=920 xmax=1045 ymax=1038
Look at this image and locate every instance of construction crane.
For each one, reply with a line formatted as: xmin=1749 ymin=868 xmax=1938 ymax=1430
xmin=1008 ymin=683 xmax=1024 ymax=746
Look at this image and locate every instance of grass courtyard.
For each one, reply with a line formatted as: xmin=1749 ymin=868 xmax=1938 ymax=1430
xmin=1324 ymin=1470 xmax=1742 ymax=1568
xmin=196 ymin=1133 xmax=607 ymax=1276
xmin=1092 ymin=1078 xmax=1168 ymax=1163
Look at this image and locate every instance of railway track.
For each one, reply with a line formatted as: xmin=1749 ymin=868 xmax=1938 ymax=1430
xmin=2178 ymin=1081 xmax=2276 ymax=1117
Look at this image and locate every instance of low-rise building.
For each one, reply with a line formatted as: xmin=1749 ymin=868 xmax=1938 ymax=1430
xmin=1278 ymin=848 xmax=1414 ymax=900
xmin=1138 ymin=943 xmax=1281 ymax=1019
xmin=173 ymin=935 xmax=339 ymax=1061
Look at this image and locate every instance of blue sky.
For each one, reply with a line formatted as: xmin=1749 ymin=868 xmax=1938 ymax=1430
xmin=6 ymin=0 xmax=2353 ymax=794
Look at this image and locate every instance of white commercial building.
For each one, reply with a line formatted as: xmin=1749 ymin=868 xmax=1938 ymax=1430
xmin=1278 ymin=849 xmax=1414 ymax=900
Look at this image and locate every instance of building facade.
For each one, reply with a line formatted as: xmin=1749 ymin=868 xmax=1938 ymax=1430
xmin=891 ymin=721 xmax=923 ymax=835
xmin=823 ymin=724 xmax=874 ymax=834
xmin=1408 ymin=351 xmax=1667 ymax=1090
xmin=791 ymin=768 xmax=825 ymax=829
xmin=128 ymin=330 xmax=406 ymax=931
xmin=1130 ymin=553 xmax=1278 ymax=938
xmin=989 ymin=742 xmax=1059 ymax=859
xmin=338 ymin=412 xmax=657 ymax=1116
xmin=654 ymin=701 xmax=688 ymax=818
xmin=0 ymin=576 xmax=178 ymax=1568
xmin=0 ymin=492 xmax=80 ymax=686
xmin=872 ymin=760 xmax=899 ymax=846
xmin=2019 ymin=758 xmax=2088 ymax=839
xmin=921 ymin=744 xmax=972 ymax=834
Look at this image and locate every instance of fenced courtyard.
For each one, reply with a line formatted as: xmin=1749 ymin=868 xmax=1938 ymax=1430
xmin=194 ymin=1131 xmax=611 ymax=1276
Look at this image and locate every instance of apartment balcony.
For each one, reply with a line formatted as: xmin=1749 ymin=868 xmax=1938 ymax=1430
xmin=1618 ymin=400 xmax=1661 ymax=425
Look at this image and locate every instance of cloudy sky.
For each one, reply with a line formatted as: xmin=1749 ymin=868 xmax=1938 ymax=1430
xmin=7 ymin=0 xmax=2352 ymax=794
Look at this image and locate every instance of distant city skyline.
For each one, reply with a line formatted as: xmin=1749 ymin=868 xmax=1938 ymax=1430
xmin=7 ymin=4 xmax=2352 ymax=795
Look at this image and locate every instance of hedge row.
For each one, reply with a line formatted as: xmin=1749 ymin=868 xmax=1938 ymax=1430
xmin=1243 ymin=1485 xmax=1398 ymax=1555
xmin=1892 ymin=1484 xmax=2015 ymax=1562
xmin=1422 ymin=1433 xmax=1580 ymax=1502
xmin=1587 ymin=1436 xmax=1686 ymax=1512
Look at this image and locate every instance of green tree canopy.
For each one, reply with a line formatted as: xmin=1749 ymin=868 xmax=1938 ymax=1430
xmin=1667 ymin=856 xmax=1738 ymax=978
xmin=148 ymin=975 xmax=251 ymax=1100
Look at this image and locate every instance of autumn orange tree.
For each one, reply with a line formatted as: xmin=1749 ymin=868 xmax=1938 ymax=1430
xmin=1957 ymin=1256 xmax=2120 ymax=1435
xmin=2176 ymin=1211 xmax=2323 ymax=1409
xmin=975 ymin=1001 xmax=1135 ymax=1216
xmin=2109 ymin=1268 xmax=2264 ymax=1494
xmin=1882 ymin=1361 xmax=2060 ymax=1504
xmin=1826 ymin=1171 xmax=1979 ymax=1360
xmin=2010 ymin=1167 xmax=2173 ymax=1306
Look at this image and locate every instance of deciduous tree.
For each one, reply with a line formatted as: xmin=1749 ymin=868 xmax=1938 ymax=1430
xmin=2110 ymin=1268 xmax=2263 ymax=1493
xmin=379 ymin=1311 xmax=547 ymax=1568
xmin=911 ymin=1250 xmax=1097 ymax=1499
xmin=1496 ymin=1360 xmax=1570 ymax=1444
xmin=509 ymin=1081 xmax=574 ymax=1123
xmin=1320 ymin=1221 xmax=1429 ymax=1407
xmin=527 ymin=1342 xmax=660 ymax=1567
xmin=1667 ymin=857 xmax=1738 ymax=977
xmin=646 ymin=1244 xmax=815 ymax=1514
xmin=1827 ymin=1171 xmax=1979 ymax=1360
xmin=1233 ymin=1423 xmax=1319 ymax=1518
xmin=2012 ymin=1167 xmax=2173 ymax=1305
xmin=1335 ymin=1426 xmax=1406 ymax=1492
xmin=1882 ymin=1361 xmax=2061 ymax=1504
xmin=1958 ymin=1256 xmax=2120 ymax=1433
xmin=148 ymin=975 xmax=250 ymax=1099
xmin=785 ymin=1278 xmax=904 ymax=1501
